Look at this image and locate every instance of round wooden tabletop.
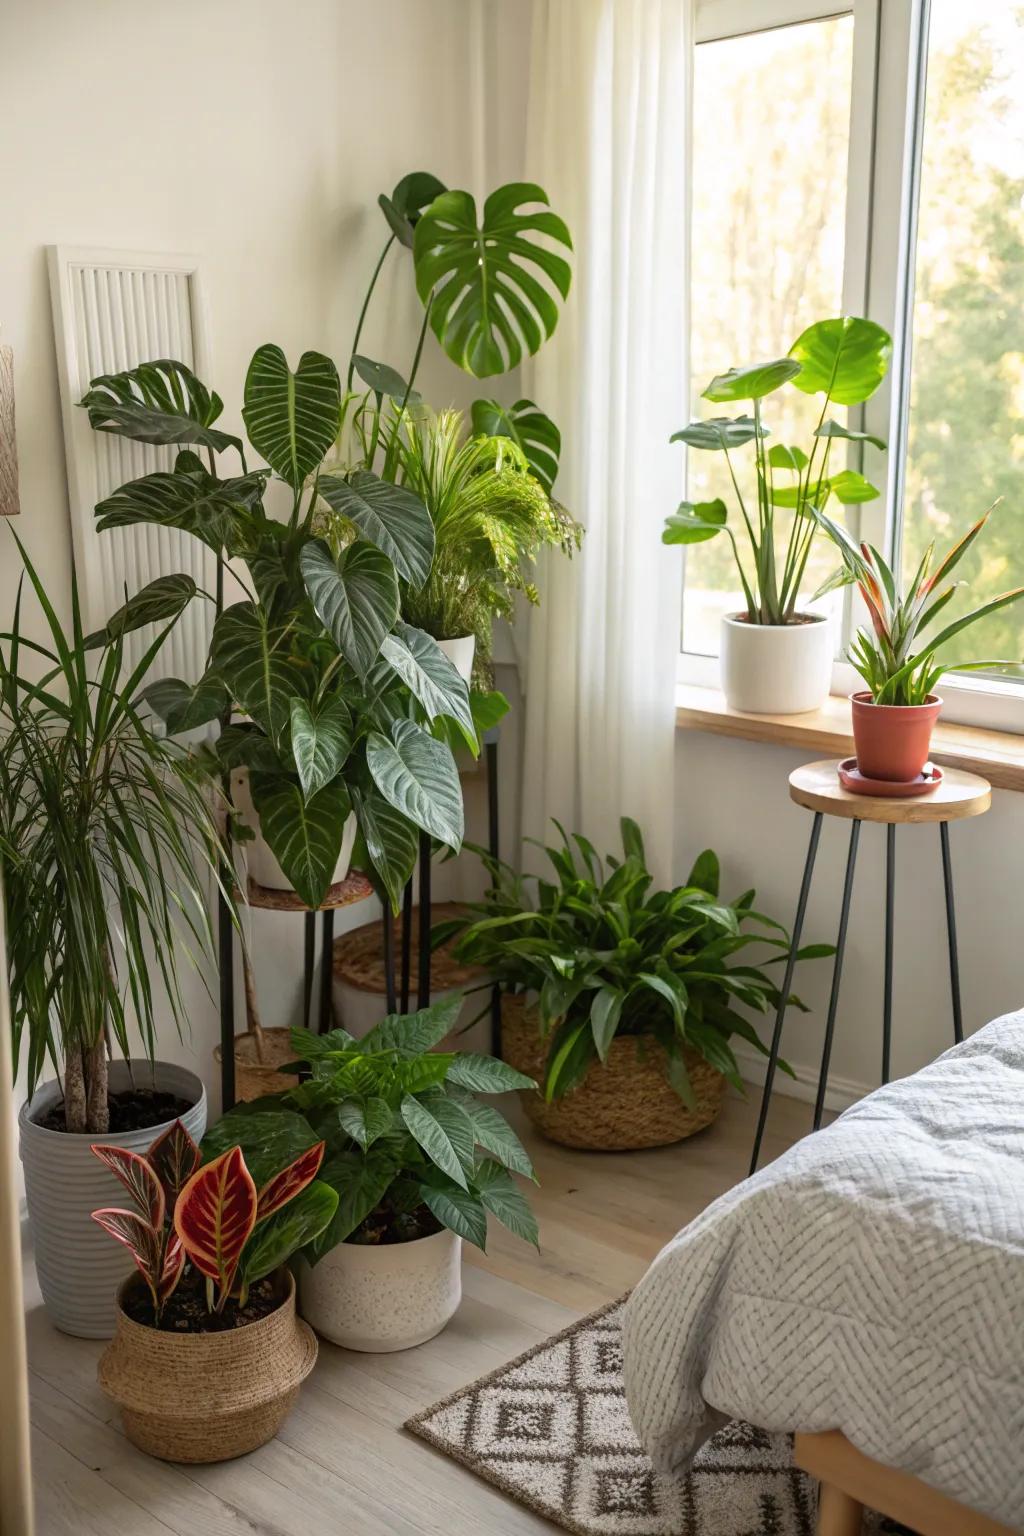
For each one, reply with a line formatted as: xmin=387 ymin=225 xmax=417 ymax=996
xmin=789 ymin=759 xmax=992 ymax=824
xmin=245 ymin=870 xmax=375 ymax=912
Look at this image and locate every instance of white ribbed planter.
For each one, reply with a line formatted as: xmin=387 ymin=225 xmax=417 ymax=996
xmin=437 ymin=634 xmax=475 ymax=685
xmin=720 ymin=611 xmax=833 ymax=714
xmin=231 ymin=768 xmax=356 ymax=893
xmin=19 ymin=1060 xmax=206 ymax=1339
xmin=298 ymin=1227 xmax=461 ymax=1352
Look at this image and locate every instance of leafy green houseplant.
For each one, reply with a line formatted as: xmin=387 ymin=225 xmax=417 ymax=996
xmin=210 ymin=997 xmax=537 ymax=1351
xmin=444 ymin=820 xmax=830 ymax=1151
xmin=663 ymin=316 xmax=892 ymax=714
xmin=812 ymin=502 xmax=1024 ymax=781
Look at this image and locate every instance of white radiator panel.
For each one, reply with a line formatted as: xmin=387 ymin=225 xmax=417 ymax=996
xmin=48 ymin=247 xmax=215 ymax=684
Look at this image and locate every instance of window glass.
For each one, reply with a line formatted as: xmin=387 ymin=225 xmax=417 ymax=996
xmin=684 ymin=16 xmax=855 ymax=655
xmin=900 ymin=4 xmax=1024 ymax=673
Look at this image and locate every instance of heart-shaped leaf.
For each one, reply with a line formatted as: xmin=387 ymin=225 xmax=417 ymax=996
xmin=300 ymin=538 xmax=399 ymax=676
xmin=351 ymin=355 xmax=421 ymax=404
xmin=248 ymin=773 xmax=351 ymax=910
xmin=81 ymin=359 xmax=242 ymax=455
xmin=209 ymin=602 xmax=300 ymax=746
xmin=350 ymin=782 xmax=419 ymax=913
xmin=670 ymin=416 xmax=765 ymax=452
xmin=318 ymin=471 xmax=434 ymax=589
xmin=144 ymin=671 xmax=228 ymax=733
xmin=378 ymin=171 xmax=448 ymax=248
xmin=379 ymin=623 xmax=475 ymax=746
xmin=242 ymin=345 xmax=341 ymax=490
xmin=827 ymin=469 xmax=880 ymax=504
xmin=767 ymin=444 xmax=809 ymax=471
xmin=702 ymin=358 xmax=801 ymax=403
xmin=470 ymin=397 xmax=561 ymax=493
xmin=414 ymin=183 xmax=573 ymax=377
xmin=290 ymin=696 xmax=353 ymax=799
xmin=365 ymin=718 xmax=463 ymax=851
xmin=788 ymin=317 xmax=892 ymax=405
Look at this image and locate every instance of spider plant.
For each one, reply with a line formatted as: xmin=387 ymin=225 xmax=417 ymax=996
xmin=0 ymin=534 xmax=233 ymax=1134
xmin=812 ymin=502 xmax=1024 ymax=704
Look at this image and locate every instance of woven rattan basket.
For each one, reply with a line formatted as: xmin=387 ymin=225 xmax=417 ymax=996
xmin=500 ymin=993 xmax=726 ymax=1150
xmin=214 ymin=1027 xmax=299 ymax=1101
xmin=97 ymin=1269 xmax=317 ymax=1463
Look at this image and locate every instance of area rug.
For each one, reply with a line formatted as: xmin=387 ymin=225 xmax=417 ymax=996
xmin=406 ymin=1296 xmax=823 ymax=1535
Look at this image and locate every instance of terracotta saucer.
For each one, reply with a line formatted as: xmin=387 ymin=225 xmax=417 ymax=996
xmin=837 ymin=757 xmax=943 ymax=798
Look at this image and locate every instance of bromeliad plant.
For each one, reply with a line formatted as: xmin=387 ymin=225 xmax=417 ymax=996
xmin=91 ymin=1119 xmax=336 ymax=1322
xmin=663 ymin=317 xmax=892 ymax=625
xmin=812 ymin=502 xmax=1024 ymax=704
xmin=444 ymin=821 xmax=831 ymax=1104
xmin=208 ymin=996 xmax=538 ymax=1255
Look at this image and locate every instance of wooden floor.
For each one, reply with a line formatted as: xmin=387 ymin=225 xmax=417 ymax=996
xmin=23 ymin=1089 xmax=811 ymax=1536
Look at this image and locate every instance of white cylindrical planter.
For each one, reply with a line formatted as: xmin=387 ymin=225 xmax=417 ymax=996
xmin=231 ymin=768 xmax=356 ymax=892
xmin=299 ymin=1227 xmax=462 ymax=1351
xmin=720 ymin=612 xmax=833 ymax=714
xmin=437 ymin=634 xmax=475 ymax=686
xmin=19 ymin=1060 xmax=207 ymax=1339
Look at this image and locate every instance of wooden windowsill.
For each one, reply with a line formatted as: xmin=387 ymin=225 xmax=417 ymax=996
xmin=676 ymin=685 xmax=1024 ymax=793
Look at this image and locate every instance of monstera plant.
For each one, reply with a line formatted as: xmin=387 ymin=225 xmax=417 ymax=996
xmin=81 ymin=346 xmax=475 ymax=911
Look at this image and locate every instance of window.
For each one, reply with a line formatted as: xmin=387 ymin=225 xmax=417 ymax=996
xmin=683 ymin=0 xmax=1024 ymax=727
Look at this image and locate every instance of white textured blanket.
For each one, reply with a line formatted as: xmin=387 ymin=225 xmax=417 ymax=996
xmin=622 ymin=1012 xmax=1024 ymax=1529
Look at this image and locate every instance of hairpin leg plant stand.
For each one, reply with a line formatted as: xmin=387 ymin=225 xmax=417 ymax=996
xmin=749 ymin=758 xmax=991 ymax=1175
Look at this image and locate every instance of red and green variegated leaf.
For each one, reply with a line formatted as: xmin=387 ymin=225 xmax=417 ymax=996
xmin=91 ymin=1208 xmax=163 ymax=1305
xmin=174 ymin=1146 xmax=258 ymax=1297
xmin=91 ymin=1144 xmax=165 ymax=1228
xmin=256 ymin=1140 xmax=326 ymax=1222
xmin=146 ymin=1119 xmax=202 ymax=1207
xmin=158 ymin=1233 xmax=186 ymax=1304
xmin=918 ymin=507 xmax=993 ymax=597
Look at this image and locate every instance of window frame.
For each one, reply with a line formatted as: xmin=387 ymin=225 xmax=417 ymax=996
xmin=684 ymin=0 xmax=1024 ymax=733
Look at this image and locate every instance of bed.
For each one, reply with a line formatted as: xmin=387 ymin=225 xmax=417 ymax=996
xmin=621 ymin=1010 xmax=1024 ymax=1532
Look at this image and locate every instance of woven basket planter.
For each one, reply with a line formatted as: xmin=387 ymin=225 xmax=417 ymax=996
xmin=97 ymin=1269 xmax=317 ymax=1463
xmin=500 ymin=993 xmax=726 ymax=1151
xmin=214 ymin=1028 xmax=299 ymax=1102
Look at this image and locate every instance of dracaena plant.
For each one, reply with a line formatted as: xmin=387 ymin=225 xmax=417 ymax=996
xmin=811 ymin=503 xmax=1024 ymax=705
xmin=444 ymin=821 xmax=831 ymax=1105
xmin=663 ymin=317 xmax=893 ymax=625
xmin=91 ymin=1119 xmax=337 ymax=1321
xmin=207 ymin=996 xmax=539 ymax=1255
xmin=81 ymin=346 xmax=477 ymax=912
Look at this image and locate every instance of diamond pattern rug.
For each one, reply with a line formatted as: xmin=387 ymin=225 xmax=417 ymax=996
xmin=405 ymin=1297 xmax=827 ymax=1535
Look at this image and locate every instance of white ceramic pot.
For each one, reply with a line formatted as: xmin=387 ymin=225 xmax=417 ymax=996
xmin=298 ymin=1227 xmax=462 ymax=1352
xmin=437 ymin=634 xmax=475 ymax=686
xmin=19 ymin=1060 xmax=207 ymax=1339
xmin=720 ymin=611 xmax=833 ymax=714
xmin=231 ymin=768 xmax=356 ymax=893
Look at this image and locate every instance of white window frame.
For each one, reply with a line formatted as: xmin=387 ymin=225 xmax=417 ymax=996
xmin=684 ymin=0 xmax=1024 ymax=732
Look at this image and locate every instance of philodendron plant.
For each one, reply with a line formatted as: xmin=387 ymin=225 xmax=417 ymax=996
xmin=663 ymin=316 xmax=892 ymax=625
xmin=81 ymin=347 xmax=475 ymax=911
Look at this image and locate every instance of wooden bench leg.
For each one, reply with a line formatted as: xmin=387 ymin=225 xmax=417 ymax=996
xmin=817 ymin=1479 xmax=865 ymax=1536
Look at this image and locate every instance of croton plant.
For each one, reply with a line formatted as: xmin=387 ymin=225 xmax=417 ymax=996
xmin=91 ymin=1120 xmax=337 ymax=1321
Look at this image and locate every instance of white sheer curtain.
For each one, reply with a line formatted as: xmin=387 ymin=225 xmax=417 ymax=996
xmin=519 ymin=0 xmax=691 ymax=887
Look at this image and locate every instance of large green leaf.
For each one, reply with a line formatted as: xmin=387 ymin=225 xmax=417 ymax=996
xmin=662 ymin=499 xmax=728 ymax=546
xmin=144 ymin=671 xmax=228 ymax=733
xmin=81 ymin=359 xmax=242 ymax=455
xmin=202 ymin=1107 xmax=319 ymax=1188
xmin=310 ymin=1147 xmax=400 ymax=1257
xmin=248 ymin=773 xmax=351 ymax=910
xmin=95 ymin=461 xmax=267 ymax=554
xmin=470 ymin=397 xmax=561 ymax=493
xmin=473 ymin=1158 xmax=539 ymax=1248
xmin=299 ymin=538 xmax=399 ymax=676
xmin=289 ymin=696 xmax=353 ymax=800
xmin=241 ymin=1181 xmax=338 ymax=1283
xmin=814 ymin=419 xmax=887 ymax=451
xmin=401 ymin=1093 xmax=469 ymax=1188
xmin=100 ymin=574 xmax=198 ymax=647
xmin=335 ymin=1096 xmax=394 ymax=1151
xmin=414 ymin=183 xmax=573 ymax=377
xmin=589 ymin=987 xmax=624 ymax=1061
xmin=350 ymin=782 xmax=419 ymax=913
xmin=366 ymin=719 xmax=463 ymax=850
xmin=318 ymin=471 xmax=434 ymax=588
xmin=461 ymin=1099 xmax=535 ymax=1179
xmin=670 ymin=416 xmax=764 ymax=452
xmin=826 ymin=469 xmax=881 ymax=504
xmin=362 ymin=995 xmax=464 ymax=1055
xmin=378 ymin=171 xmax=448 ymax=249
xmin=379 ymin=623 xmax=475 ymax=744
xmin=351 ymin=355 xmax=421 ymax=405
xmin=242 ymin=345 xmax=341 ymax=490
xmin=209 ymin=602 xmax=300 ymax=746
xmin=418 ymin=1168 xmax=488 ymax=1248
xmin=446 ymin=1054 xmax=535 ymax=1094
xmin=702 ymin=358 xmax=801 ymax=403
xmin=788 ymin=317 xmax=892 ymax=405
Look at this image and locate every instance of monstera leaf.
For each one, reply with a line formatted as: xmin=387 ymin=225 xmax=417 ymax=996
xmin=788 ymin=317 xmax=892 ymax=406
xmin=365 ymin=718 xmax=463 ymax=851
xmin=470 ymin=398 xmax=561 ymax=493
xmin=378 ymin=171 xmax=448 ymax=249
xmin=242 ymin=345 xmax=341 ymax=490
xmin=413 ymin=183 xmax=573 ymax=377
xmin=94 ymin=455 xmax=267 ymax=554
xmin=317 ymin=472 xmax=434 ymax=588
xmin=299 ymin=538 xmax=400 ymax=677
xmin=209 ymin=602 xmax=302 ymax=746
xmin=248 ymin=774 xmax=352 ymax=910
xmin=350 ymin=782 xmax=419 ymax=913
xmin=81 ymin=359 xmax=242 ymax=455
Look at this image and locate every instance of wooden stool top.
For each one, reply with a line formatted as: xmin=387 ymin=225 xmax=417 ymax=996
xmin=790 ymin=759 xmax=991 ymax=824
xmin=245 ymin=870 xmax=375 ymax=912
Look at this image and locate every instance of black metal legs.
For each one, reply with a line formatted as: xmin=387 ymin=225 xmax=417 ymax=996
xmin=813 ymin=819 xmax=861 ymax=1131
xmin=485 ymin=731 xmax=502 ymax=1056
xmin=382 ymin=906 xmax=397 ymax=1014
xmin=882 ymin=823 xmax=896 ymax=1085
xmin=749 ymin=812 xmax=823 ymax=1175
xmin=940 ymin=821 xmax=963 ymax=1044
xmin=217 ymin=887 xmax=236 ymax=1111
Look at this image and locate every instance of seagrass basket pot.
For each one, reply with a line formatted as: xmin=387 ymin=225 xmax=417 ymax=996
xmin=500 ymin=993 xmax=726 ymax=1151
xmin=97 ymin=1269 xmax=317 ymax=1462
xmin=214 ymin=1026 xmax=299 ymax=1102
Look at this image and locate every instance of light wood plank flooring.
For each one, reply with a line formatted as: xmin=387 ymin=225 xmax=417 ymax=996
xmin=23 ymin=1089 xmax=811 ymax=1535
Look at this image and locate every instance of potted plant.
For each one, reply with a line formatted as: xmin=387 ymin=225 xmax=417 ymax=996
xmin=811 ymin=503 xmax=1024 ymax=783
xmin=444 ymin=821 xmax=831 ymax=1151
xmin=664 ymin=316 xmax=892 ymax=714
xmin=209 ymin=995 xmax=538 ymax=1352
xmin=1 ymin=538 xmax=233 ymax=1337
xmin=91 ymin=1119 xmax=336 ymax=1461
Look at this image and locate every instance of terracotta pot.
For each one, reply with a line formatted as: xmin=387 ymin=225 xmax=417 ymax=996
xmin=299 ymin=1226 xmax=462 ymax=1352
xmin=500 ymin=994 xmax=726 ymax=1151
xmin=97 ymin=1269 xmax=317 ymax=1463
xmin=850 ymin=691 xmax=942 ymax=781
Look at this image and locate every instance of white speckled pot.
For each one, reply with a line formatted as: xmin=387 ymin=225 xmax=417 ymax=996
xmin=298 ymin=1227 xmax=462 ymax=1352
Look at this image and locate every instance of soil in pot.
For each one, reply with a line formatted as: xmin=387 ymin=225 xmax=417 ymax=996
xmin=34 ymin=1086 xmax=193 ymax=1135
xmin=348 ymin=1201 xmax=442 ymax=1246
xmin=122 ymin=1270 xmax=282 ymax=1333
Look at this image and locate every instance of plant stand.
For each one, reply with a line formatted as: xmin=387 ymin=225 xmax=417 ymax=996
xmin=749 ymin=758 xmax=992 ymax=1175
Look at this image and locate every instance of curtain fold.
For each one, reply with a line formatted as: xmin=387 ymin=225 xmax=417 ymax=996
xmin=519 ymin=0 xmax=691 ymax=887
